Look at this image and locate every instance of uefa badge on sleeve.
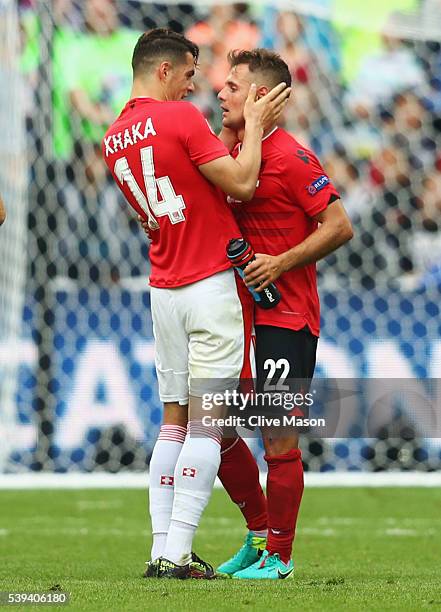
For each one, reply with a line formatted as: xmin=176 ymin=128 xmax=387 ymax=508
xmin=307 ymin=174 xmax=330 ymax=196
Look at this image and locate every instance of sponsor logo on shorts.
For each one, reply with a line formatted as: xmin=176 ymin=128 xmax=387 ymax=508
xmin=307 ymin=174 xmax=330 ymax=195
xmin=182 ymin=467 xmax=197 ymax=477
xmin=160 ymin=475 xmax=174 ymax=486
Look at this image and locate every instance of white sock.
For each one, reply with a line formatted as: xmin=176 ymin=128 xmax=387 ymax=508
xmin=148 ymin=424 xmax=187 ymax=561
xmin=163 ymin=421 xmax=222 ymax=566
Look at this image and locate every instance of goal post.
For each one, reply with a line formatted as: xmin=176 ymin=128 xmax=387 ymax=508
xmin=0 ymin=0 xmax=29 ymax=471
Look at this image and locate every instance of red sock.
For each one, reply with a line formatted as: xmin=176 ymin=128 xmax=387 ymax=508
xmin=218 ymin=437 xmax=267 ymax=532
xmin=265 ymin=448 xmax=304 ymax=564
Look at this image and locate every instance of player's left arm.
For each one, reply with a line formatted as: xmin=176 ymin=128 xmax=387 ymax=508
xmin=244 ymin=198 xmax=353 ymax=290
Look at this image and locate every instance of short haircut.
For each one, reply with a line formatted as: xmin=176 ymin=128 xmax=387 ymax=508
xmin=228 ymin=48 xmax=292 ymax=89
xmin=132 ymin=28 xmax=199 ymax=77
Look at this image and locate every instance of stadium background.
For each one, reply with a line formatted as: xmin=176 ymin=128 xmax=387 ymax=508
xmin=1 ymin=0 xmax=441 ymax=477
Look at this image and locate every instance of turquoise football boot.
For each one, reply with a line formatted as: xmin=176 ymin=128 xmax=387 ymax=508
xmin=217 ymin=533 xmax=266 ymax=576
xmin=232 ymin=550 xmax=294 ymax=580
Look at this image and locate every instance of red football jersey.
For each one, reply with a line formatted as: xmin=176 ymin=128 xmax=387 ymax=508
xmin=102 ymin=97 xmax=241 ymax=288
xmin=232 ymin=127 xmax=340 ymax=336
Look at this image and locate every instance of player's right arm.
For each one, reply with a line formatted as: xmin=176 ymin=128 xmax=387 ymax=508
xmin=0 ymin=194 xmax=6 ymax=226
xmin=198 ymin=83 xmax=290 ymax=201
xmin=243 ymin=149 xmax=353 ymax=290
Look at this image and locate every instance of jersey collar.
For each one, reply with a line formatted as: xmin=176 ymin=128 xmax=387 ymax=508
xmin=237 ymin=126 xmax=279 ymax=153
xmin=262 ymin=126 xmax=279 ymax=141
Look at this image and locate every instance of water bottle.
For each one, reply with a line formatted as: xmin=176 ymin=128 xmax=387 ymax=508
xmin=226 ymin=238 xmax=281 ymax=309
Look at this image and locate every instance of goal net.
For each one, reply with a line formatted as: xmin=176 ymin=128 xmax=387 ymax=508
xmin=1 ymin=0 xmax=441 ymax=474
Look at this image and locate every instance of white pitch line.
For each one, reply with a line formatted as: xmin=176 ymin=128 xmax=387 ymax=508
xmin=1 ymin=471 xmax=441 ymax=489
xmin=383 ymin=528 xmax=419 ymax=537
xmin=300 ymin=528 xmax=336 ymax=536
xmin=382 ymin=528 xmax=437 ymax=537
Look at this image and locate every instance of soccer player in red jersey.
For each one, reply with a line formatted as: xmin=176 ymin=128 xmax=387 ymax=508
xmin=216 ymin=49 xmax=353 ymax=579
xmin=102 ymin=30 xmax=290 ymax=579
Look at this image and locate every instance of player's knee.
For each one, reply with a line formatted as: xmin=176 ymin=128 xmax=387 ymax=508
xmin=163 ymin=402 xmax=188 ymax=428
xmin=262 ymin=434 xmax=298 ymax=457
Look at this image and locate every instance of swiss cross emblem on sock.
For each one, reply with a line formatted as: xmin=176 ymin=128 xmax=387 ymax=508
xmin=160 ymin=475 xmax=174 ymax=485
xmin=182 ymin=467 xmax=197 ymax=477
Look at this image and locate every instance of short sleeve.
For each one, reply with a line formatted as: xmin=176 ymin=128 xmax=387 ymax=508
xmin=180 ymin=103 xmax=229 ymax=166
xmin=284 ymin=148 xmax=340 ymax=217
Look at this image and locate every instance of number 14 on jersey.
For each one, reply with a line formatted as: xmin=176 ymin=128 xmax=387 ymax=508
xmin=114 ymin=145 xmax=186 ymax=229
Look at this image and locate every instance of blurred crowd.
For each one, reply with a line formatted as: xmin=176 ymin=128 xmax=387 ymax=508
xmin=17 ymin=0 xmax=441 ymax=290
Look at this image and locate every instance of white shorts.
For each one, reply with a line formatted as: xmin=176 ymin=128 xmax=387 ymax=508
xmin=150 ymin=269 xmax=246 ymax=405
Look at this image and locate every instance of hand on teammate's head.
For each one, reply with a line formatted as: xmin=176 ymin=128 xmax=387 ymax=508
xmin=244 ymin=82 xmax=291 ymax=130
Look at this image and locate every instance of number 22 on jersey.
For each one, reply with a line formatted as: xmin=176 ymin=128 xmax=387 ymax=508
xmin=114 ymin=145 xmax=186 ymax=229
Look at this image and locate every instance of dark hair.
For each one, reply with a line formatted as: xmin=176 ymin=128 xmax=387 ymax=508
xmin=132 ymin=28 xmax=199 ymax=77
xmin=227 ymin=48 xmax=292 ymax=89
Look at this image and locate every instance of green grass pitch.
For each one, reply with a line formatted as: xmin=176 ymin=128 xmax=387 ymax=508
xmin=1 ymin=487 xmax=441 ymax=611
